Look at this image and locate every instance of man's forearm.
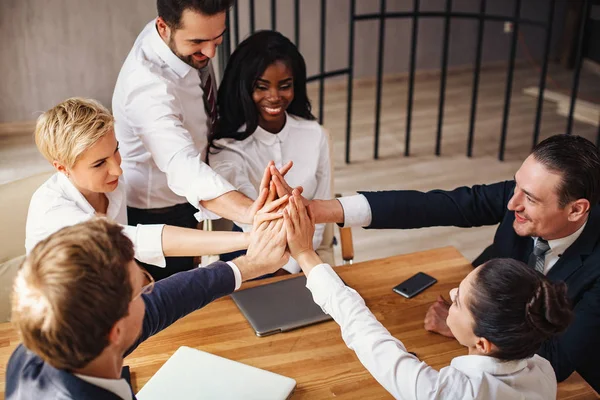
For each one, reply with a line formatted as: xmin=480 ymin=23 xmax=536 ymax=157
xmin=309 ymin=199 xmax=345 ymax=225
xmin=200 ymin=191 xmax=253 ymax=224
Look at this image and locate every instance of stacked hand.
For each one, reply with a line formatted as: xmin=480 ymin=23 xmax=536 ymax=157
xmin=236 ymin=161 xmax=322 ymax=280
xmin=242 ymin=162 xmax=456 ymax=340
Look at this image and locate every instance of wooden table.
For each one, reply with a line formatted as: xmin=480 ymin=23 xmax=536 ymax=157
xmin=0 ymin=247 xmax=597 ymax=399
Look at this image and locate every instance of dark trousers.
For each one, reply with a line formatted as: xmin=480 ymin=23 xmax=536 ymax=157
xmin=127 ymin=203 xmax=198 ymax=281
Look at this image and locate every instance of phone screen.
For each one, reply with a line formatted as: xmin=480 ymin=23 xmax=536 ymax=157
xmin=393 ymin=272 xmax=437 ymax=298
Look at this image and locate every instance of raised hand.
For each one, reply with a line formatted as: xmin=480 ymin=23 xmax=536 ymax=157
xmin=283 ymin=190 xmax=315 ymax=258
xmin=270 ymin=164 xmax=309 ymax=206
xmin=244 ymin=160 xmax=296 ymax=222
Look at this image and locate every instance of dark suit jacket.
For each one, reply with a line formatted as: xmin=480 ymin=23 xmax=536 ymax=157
xmin=5 ymin=261 xmax=236 ymax=400
xmin=361 ymin=181 xmax=600 ymax=393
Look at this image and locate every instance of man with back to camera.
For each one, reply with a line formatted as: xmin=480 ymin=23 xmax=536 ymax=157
xmin=113 ymin=0 xmax=295 ymax=279
xmin=5 ymin=203 xmax=289 ymax=399
xmin=271 ymin=133 xmax=600 ymax=392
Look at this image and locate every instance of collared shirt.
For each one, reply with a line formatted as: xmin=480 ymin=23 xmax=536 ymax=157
xmin=112 ymin=19 xmax=234 ymax=217
xmin=306 ymin=263 xmax=557 ymax=399
xmin=209 ymin=114 xmax=331 ymax=273
xmin=25 ymin=173 xmax=165 ymax=267
xmin=534 ymin=220 xmax=587 ymax=274
xmin=73 ymin=374 xmax=132 ymax=400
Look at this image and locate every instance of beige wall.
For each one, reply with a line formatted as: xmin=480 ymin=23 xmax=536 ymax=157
xmin=0 ymin=0 xmax=156 ymax=122
xmin=0 ymin=0 xmax=565 ymax=122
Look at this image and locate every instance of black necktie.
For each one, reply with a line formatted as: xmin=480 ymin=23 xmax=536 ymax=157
xmin=200 ymin=72 xmax=217 ymax=131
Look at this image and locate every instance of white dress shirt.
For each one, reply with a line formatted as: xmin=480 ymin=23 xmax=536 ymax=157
xmin=534 ymin=220 xmax=587 ymax=274
xmin=112 ymin=19 xmax=234 ymax=217
xmin=209 ymin=114 xmax=331 ymax=273
xmin=306 ymin=263 xmax=557 ymax=399
xmin=25 ymin=173 xmax=166 ymax=267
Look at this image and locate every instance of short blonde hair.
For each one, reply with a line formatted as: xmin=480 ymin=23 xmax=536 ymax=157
xmin=35 ymin=97 xmax=114 ymax=168
xmin=11 ymin=219 xmax=134 ymax=370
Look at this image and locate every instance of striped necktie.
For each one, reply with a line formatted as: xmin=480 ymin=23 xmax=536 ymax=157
xmin=200 ymin=71 xmax=217 ymax=131
xmin=528 ymin=238 xmax=550 ymax=274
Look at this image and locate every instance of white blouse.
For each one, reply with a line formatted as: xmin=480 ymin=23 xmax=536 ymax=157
xmin=210 ymin=114 xmax=331 ymax=273
xmin=306 ymin=263 xmax=558 ymax=400
xmin=25 ymin=173 xmax=165 ymax=267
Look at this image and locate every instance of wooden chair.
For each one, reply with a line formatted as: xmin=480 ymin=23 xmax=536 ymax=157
xmin=316 ymin=128 xmax=354 ymax=266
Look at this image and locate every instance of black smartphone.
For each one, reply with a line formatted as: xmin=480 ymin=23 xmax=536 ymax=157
xmin=392 ymin=272 xmax=437 ymax=298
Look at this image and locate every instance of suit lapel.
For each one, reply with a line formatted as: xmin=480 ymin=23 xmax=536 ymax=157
xmin=547 ymin=206 xmax=600 ymax=283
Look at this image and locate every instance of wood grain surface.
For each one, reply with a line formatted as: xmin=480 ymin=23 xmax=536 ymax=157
xmin=0 ymin=247 xmax=597 ymax=399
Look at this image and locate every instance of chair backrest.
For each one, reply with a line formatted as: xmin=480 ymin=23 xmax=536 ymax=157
xmin=0 ymin=171 xmax=53 ymax=321
xmin=315 ymin=128 xmax=336 ymax=266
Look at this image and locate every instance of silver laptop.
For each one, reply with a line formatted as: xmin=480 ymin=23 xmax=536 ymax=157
xmin=231 ymin=275 xmax=332 ymax=336
xmin=136 ymin=346 xmax=296 ymax=400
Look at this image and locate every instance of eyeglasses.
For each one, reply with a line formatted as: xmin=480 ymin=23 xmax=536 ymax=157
xmin=132 ymin=267 xmax=155 ymax=300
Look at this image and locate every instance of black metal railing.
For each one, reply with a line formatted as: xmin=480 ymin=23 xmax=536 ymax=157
xmin=219 ymin=0 xmax=598 ymax=163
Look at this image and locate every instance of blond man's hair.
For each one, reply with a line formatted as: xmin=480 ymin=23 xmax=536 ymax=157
xmin=11 ymin=219 xmax=134 ymax=370
xmin=34 ymin=97 xmax=114 ymax=169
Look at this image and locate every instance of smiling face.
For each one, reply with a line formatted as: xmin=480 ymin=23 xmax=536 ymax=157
xmin=507 ymin=155 xmax=576 ymax=240
xmin=157 ymin=9 xmax=226 ymax=70
xmin=54 ymin=129 xmax=122 ymax=196
xmin=252 ymin=60 xmax=294 ymax=133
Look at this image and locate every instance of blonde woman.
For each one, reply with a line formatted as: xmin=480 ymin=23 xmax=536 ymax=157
xmin=26 ymin=98 xmax=276 ymax=280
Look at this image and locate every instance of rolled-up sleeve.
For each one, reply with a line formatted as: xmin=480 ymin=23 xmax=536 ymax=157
xmin=122 ymin=224 xmax=166 ymax=268
xmin=125 ymin=71 xmax=235 ymax=216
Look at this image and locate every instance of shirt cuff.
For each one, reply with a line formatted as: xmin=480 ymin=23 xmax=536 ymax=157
xmin=226 ymin=261 xmax=242 ymax=290
xmin=305 ymin=263 xmax=346 ymax=307
xmin=282 ymin=257 xmax=301 ymax=274
xmin=123 ymin=224 xmax=166 ymax=268
xmin=337 ymin=194 xmax=372 ymax=227
xmin=193 ymin=206 xmax=227 ymax=222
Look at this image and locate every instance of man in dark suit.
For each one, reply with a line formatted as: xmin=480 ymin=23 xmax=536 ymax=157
xmin=6 ymin=215 xmax=288 ymax=399
xmin=275 ymin=134 xmax=599 ymax=392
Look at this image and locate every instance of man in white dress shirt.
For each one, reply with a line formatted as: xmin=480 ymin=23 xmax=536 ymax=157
xmin=113 ymin=0 xmax=263 ymax=277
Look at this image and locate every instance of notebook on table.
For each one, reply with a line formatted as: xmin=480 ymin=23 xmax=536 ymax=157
xmin=136 ymin=346 xmax=296 ymax=400
xmin=230 ymin=274 xmax=332 ymax=337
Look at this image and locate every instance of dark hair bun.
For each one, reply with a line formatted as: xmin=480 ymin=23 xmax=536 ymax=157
xmin=525 ymin=280 xmax=572 ymax=337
